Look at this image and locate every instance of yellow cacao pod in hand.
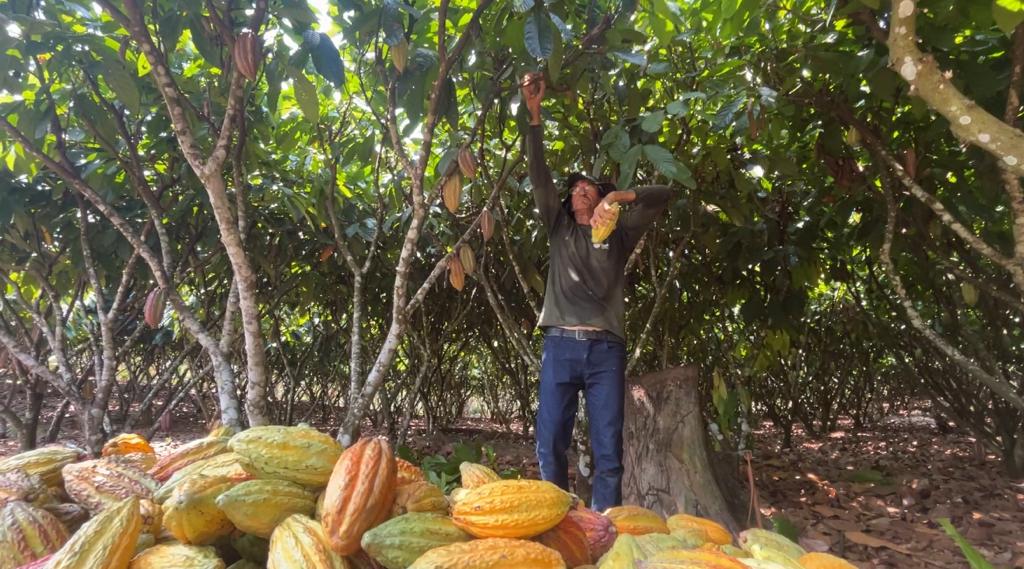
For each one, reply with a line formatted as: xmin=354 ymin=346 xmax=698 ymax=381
xmin=591 ymin=203 xmax=620 ymax=244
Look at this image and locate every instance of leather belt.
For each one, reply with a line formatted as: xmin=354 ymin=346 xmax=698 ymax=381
xmin=545 ymin=327 xmax=624 ymax=344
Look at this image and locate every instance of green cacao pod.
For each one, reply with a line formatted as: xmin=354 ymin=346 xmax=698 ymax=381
xmin=229 ymin=425 xmax=343 ymax=487
xmin=216 ymin=479 xmax=317 ymax=538
xmin=361 ymin=512 xmax=471 ymax=569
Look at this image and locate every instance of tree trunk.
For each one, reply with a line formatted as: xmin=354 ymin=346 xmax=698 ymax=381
xmin=622 ymin=365 xmax=745 ymax=533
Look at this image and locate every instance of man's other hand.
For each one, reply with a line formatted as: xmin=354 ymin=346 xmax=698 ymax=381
xmin=521 ymin=72 xmax=545 ymax=125
xmin=589 ymin=198 xmax=619 ymax=228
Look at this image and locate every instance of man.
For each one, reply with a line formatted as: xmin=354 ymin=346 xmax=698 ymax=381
xmin=520 ymin=72 xmax=674 ymax=511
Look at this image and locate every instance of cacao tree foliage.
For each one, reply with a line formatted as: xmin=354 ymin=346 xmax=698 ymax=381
xmin=0 ymin=0 xmax=1022 ymax=471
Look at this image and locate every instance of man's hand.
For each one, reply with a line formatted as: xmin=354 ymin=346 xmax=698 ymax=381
xmin=589 ymin=198 xmax=619 ymax=228
xmin=521 ymin=72 xmax=545 ymax=125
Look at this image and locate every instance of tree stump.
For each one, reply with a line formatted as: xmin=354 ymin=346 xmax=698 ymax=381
xmin=622 ymin=365 xmax=746 ymax=533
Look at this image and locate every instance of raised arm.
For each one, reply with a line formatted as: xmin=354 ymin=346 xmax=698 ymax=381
xmin=589 ymin=185 xmax=673 ymax=246
xmin=522 ymin=73 xmax=562 ymax=231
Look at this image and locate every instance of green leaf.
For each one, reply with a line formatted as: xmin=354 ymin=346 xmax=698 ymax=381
xmin=548 ymin=32 xmax=563 ymax=82
xmin=938 ymin=519 xmax=995 ymax=569
xmin=187 ymin=16 xmax=221 ymax=67
xmin=993 ymin=0 xmax=1024 ymax=34
xmin=524 ymin=8 xmax=554 ymax=60
xmin=641 ymin=110 xmax=665 ymax=133
xmin=643 ymin=144 xmax=695 ymax=188
xmin=310 ymin=33 xmax=345 ymax=87
xmin=513 ymin=0 xmax=535 ymax=13
xmin=291 ymin=69 xmax=319 ymax=124
xmin=99 ymin=56 xmax=140 ymax=114
xmin=601 ymin=126 xmax=630 ymax=161
xmin=381 ymin=0 xmax=405 ymax=46
xmin=617 ymin=144 xmax=642 ymax=190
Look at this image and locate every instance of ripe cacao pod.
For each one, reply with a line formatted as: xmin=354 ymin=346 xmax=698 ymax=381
xmin=480 ymin=208 xmax=494 ymax=242
xmin=666 ymin=513 xmax=732 ymax=545
xmin=390 ymin=480 xmax=448 ymax=517
xmin=62 ymin=458 xmax=159 ymax=513
xmin=535 ymin=515 xmax=592 ymax=568
xmin=0 ymin=445 xmax=83 ymax=488
xmin=321 ymin=436 xmax=397 ymax=555
xmin=391 ymin=39 xmax=409 ymax=73
xmin=162 ymin=475 xmax=238 ymax=545
xmin=590 ymin=203 xmax=620 ymax=245
xmin=458 ymin=244 xmax=476 ymax=275
xmin=451 ymin=479 xmax=571 ymax=539
xmin=566 ymin=507 xmax=616 ymax=559
xmin=128 ymin=543 xmax=225 ymax=569
xmin=102 ymin=433 xmax=155 ymax=458
xmin=234 ymin=31 xmax=260 ymax=81
xmin=458 ymin=461 xmax=500 ymax=489
xmin=458 ymin=147 xmax=477 ymax=179
xmin=229 ymin=425 xmax=343 ymax=487
xmin=144 ymin=288 xmax=166 ymax=328
xmin=0 ymin=500 xmax=69 ymax=566
xmin=603 ymin=505 xmax=668 ymax=536
xmin=408 ymin=537 xmax=565 ymax=569
xmin=108 ymin=452 xmax=157 ymax=472
xmin=361 ymin=512 xmax=471 ymax=569
xmin=154 ymin=452 xmax=250 ymax=504
xmin=442 ymin=173 xmax=462 ymax=213
xmin=216 ymin=479 xmax=317 ymax=538
xmin=396 ymin=458 xmax=425 ymax=487
xmin=149 ymin=436 xmax=231 ymax=482
xmin=447 ymin=487 xmax=470 ymax=504
xmin=448 ymin=256 xmax=465 ymax=291
xmin=642 ymin=548 xmax=747 ymax=568
xmin=267 ymin=514 xmax=347 ymax=569
xmin=798 ymin=552 xmax=858 ymax=569
xmin=0 ymin=469 xmax=52 ymax=507
xmin=47 ymin=497 xmax=142 ymax=569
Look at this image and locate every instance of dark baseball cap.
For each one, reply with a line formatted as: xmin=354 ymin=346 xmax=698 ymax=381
xmin=565 ymin=172 xmax=616 ymax=197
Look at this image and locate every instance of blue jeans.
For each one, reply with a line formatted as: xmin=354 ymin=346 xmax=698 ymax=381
xmin=535 ymin=335 xmax=626 ymax=512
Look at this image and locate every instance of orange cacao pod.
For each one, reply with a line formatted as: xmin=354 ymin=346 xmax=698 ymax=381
xmin=480 ymin=208 xmax=494 ymax=241
xmin=799 ymin=552 xmax=858 ymax=569
xmin=448 ymin=256 xmax=465 ymax=291
xmin=143 ymin=288 xmax=165 ymax=328
xmin=451 ymin=479 xmax=571 ymax=539
xmin=567 ymin=507 xmax=617 ymax=559
xmin=535 ymin=514 xmax=591 ymax=568
xmin=321 ymin=437 xmax=397 ymax=555
xmin=442 ymin=173 xmax=462 ymax=213
xmin=603 ymin=505 xmax=668 ymax=536
xmin=395 ymin=458 xmax=425 ymax=487
xmin=102 ymin=433 xmax=155 ymax=458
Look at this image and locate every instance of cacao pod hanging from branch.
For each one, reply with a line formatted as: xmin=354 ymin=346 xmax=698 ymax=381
xmin=448 ymin=256 xmax=465 ymax=291
xmin=443 ymin=173 xmax=462 ymax=214
xmin=143 ymin=289 xmax=166 ymax=329
xmin=458 ymin=245 xmax=476 ymax=275
xmin=234 ymin=31 xmax=261 ymax=81
xmin=457 ymin=147 xmax=477 ymax=179
xmin=479 ymin=208 xmax=494 ymax=242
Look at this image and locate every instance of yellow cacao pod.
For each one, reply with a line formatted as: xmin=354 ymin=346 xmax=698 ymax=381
xmin=128 ymin=543 xmax=226 ymax=569
xmin=103 ymin=434 xmax=155 ymax=458
xmin=408 ymin=537 xmax=566 ymax=569
xmin=595 ymin=534 xmax=642 ymax=568
xmin=448 ymin=487 xmax=470 ymax=504
xmin=390 ymin=38 xmax=409 ymax=73
xmin=155 ymin=452 xmax=250 ymax=504
xmin=643 ymin=548 xmax=747 ymax=568
xmin=458 ymin=461 xmax=500 ymax=489
xmin=443 ymin=173 xmax=462 ymax=213
xmin=666 ymin=514 xmax=732 ymax=545
xmin=798 ymin=552 xmax=858 ymax=569
xmin=590 ymin=203 xmax=620 ymax=244
xmin=603 ymin=505 xmax=668 ymax=536
xmin=268 ymin=514 xmax=348 ymax=569
xmin=391 ymin=480 xmax=448 ymax=517
xmin=216 ymin=479 xmax=317 ymax=538
xmin=458 ymin=147 xmax=478 ymax=179
xmin=48 ymin=497 xmax=142 ymax=569
xmin=62 ymin=457 xmax=159 ymax=514
xmin=149 ymin=436 xmax=231 ymax=482
xmin=451 ymin=479 xmax=571 ymax=539
xmin=0 ymin=500 xmax=69 ymax=566
xmin=229 ymin=425 xmax=343 ymax=487
xmin=458 ymin=244 xmax=476 ymax=275
xmin=162 ymin=475 xmax=238 ymax=545
xmin=448 ymin=256 xmax=466 ymax=291
xmin=0 ymin=446 xmax=83 ymax=488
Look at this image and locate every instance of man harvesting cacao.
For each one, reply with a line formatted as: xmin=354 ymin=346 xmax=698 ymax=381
xmin=520 ymin=72 xmax=673 ymax=511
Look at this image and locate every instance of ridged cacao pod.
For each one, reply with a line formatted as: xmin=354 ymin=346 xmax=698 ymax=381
xmin=666 ymin=513 xmax=732 ymax=546
xmin=535 ymin=515 xmax=591 ymax=568
xmin=390 ymin=481 xmax=447 ymax=517
xmin=635 ymin=533 xmax=693 ymax=558
xmin=234 ymin=31 xmax=260 ymax=81
xmin=408 ymin=537 xmax=565 ymax=569
xmin=448 ymin=256 xmax=465 ymax=291
xmin=361 ymin=512 xmax=471 ymax=569
xmin=154 ymin=452 xmax=249 ymax=504
xmin=458 ymin=462 xmax=500 ymax=489
xmin=0 ymin=469 xmax=52 ymax=507
xmin=322 ymin=437 xmax=397 ymax=555
xmin=216 ymin=479 xmax=317 ymax=538
xmin=590 ymin=203 xmax=620 ymax=244
xmin=229 ymin=425 xmax=343 ymax=487
xmin=162 ymin=475 xmax=238 ymax=545
xmin=267 ymin=514 xmax=347 ymax=569
xmin=458 ymin=244 xmax=476 ymax=275
xmin=798 ymin=552 xmax=857 ymax=569
xmin=144 ymin=288 xmax=166 ymax=328
xmin=738 ymin=529 xmax=805 ymax=561
xmin=595 ymin=533 xmax=642 ymax=568
xmin=603 ymin=505 xmax=668 ymax=536
xmin=47 ymin=497 xmax=142 ymax=569
xmin=395 ymin=458 xmax=425 ymax=487
xmin=0 ymin=446 xmax=83 ymax=488
xmin=149 ymin=436 xmax=231 ymax=482
xmin=480 ymin=208 xmax=494 ymax=242
xmin=566 ymin=507 xmax=616 ymax=559
xmin=442 ymin=173 xmax=462 ymax=213
xmin=102 ymin=433 xmax=155 ymax=457
xmin=62 ymin=458 xmax=159 ymax=513
xmin=231 ymin=532 xmax=270 ymax=564
xmin=391 ymin=39 xmax=409 ymax=73
xmin=457 ymin=147 xmax=477 ymax=179
xmin=0 ymin=501 xmax=69 ymax=566
xmin=128 ymin=543 xmax=226 ymax=569
xmin=108 ymin=452 xmax=157 ymax=472
xmin=451 ymin=479 xmax=571 ymax=539
xmin=642 ymin=548 xmax=747 ymax=568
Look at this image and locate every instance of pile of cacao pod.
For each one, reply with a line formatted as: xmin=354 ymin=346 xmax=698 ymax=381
xmin=0 ymin=426 xmax=859 ymax=568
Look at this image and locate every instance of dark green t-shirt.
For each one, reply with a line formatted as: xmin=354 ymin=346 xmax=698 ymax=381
xmin=526 ymin=125 xmax=673 ymax=341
